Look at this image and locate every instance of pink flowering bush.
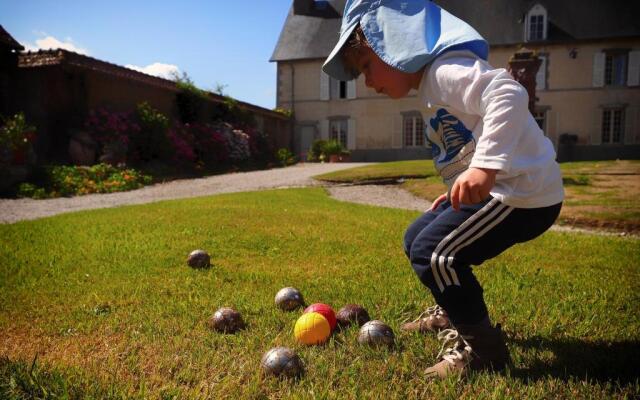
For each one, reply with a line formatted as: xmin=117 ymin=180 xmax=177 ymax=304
xmin=86 ymin=108 xmax=139 ymax=147
xmin=165 ymin=122 xmax=252 ymax=168
xmin=209 ymin=122 xmax=250 ymax=163
xmin=244 ymin=126 xmax=273 ymax=164
xmin=167 ymin=123 xmax=197 ymax=165
xmin=225 ymin=127 xmax=251 ymax=163
xmin=86 ymin=108 xmax=140 ymax=165
xmin=190 ymin=123 xmax=229 ymax=165
xmin=82 ymin=104 xmax=277 ymax=171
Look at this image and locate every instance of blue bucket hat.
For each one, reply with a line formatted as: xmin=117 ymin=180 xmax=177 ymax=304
xmin=322 ymin=0 xmax=489 ymax=81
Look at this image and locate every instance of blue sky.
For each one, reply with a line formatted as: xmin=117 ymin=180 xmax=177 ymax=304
xmin=0 ymin=0 xmax=294 ymax=109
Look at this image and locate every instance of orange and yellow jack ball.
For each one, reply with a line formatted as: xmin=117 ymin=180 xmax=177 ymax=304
xmin=294 ymin=312 xmax=331 ymax=345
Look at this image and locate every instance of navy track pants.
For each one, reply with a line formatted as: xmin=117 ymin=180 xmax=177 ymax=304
xmin=403 ymin=196 xmax=562 ymax=325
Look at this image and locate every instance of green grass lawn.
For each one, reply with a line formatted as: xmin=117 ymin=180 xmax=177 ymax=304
xmin=1 ymin=188 xmax=639 ymax=399
xmin=315 ymin=160 xmax=438 ymax=183
xmin=317 ymin=160 xmax=640 ymax=233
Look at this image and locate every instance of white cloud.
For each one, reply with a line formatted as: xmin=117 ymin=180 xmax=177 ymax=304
xmin=22 ymin=35 xmax=89 ymax=55
xmin=125 ymin=62 xmax=180 ymax=80
xmin=21 ymin=42 xmax=38 ymax=52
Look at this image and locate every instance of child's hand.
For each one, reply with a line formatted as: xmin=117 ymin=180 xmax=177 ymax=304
xmin=430 ymin=193 xmax=448 ymax=211
xmin=450 ymin=168 xmax=498 ymax=211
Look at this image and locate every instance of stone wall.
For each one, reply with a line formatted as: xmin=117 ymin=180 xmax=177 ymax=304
xmin=9 ymin=60 xmax=291 ymax=164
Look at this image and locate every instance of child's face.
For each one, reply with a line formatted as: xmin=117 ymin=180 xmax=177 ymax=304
xmin=352 ymin=46 xmax=422 ymax=99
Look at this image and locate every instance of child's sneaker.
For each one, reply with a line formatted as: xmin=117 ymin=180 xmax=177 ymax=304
xmin=425 ymin=323 xmax=510 ymax=379
xmin=400 ymin=305 xmax=451 ymax=334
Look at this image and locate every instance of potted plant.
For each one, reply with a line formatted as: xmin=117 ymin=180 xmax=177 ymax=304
xmin=337 ymin=149 xmax=351 ymax=162
xmin=86 ymin=108 xmax=139 ymax=166
xmin=308 ymin=139 xmax=328 ymax=162
xmin=323 ymin=139 xmax=350 ymax=162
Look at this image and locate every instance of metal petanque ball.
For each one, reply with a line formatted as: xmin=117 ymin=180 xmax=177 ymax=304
xmin=336 ymin=304 xmax=371 ymax=328
xmin=274 ymin=287 xmax=305 ymax=311
xmin=207 ymin=307 xmax=245 ymax=333
xmin=187 ymin=249 xmax=210 ymax=269
xmin=357 ymin=320 xmax=395 ymax=347
xmin=261 ymin=347 xmax=304 ymax=378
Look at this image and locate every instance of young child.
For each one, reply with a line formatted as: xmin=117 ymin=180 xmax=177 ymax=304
xmin=323 ymin=0 xmax=564 ymax=378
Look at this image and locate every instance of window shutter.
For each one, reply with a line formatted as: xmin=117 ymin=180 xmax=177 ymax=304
xmin=320 ymin=71 xmax=330 ymax=100
xmin=592 ymin=52 xmax=605 ymax=87
xmin=628 ymin=50 xmax=640 ymax=86
xmin=320 ymin=119 xmax=329 ymax=139
xmin=591 ymin=109 xmax=602 ymax=145
xmin=421 ymin=116 xmax=429 ymax=148
xmin=624 ymin=107 xmax=634 ymax=144
xmin=347 ymin=79 xmax=357 ymax=99
xmin=391 ymin=115 xmax=403 ymax=148
xmin=347 ymin=118 xmax=356 ymax=149
xmin=536 ymin=55 xmax=547 ymax=90
xmin=331 ymin=78 xmax=338 ymax=99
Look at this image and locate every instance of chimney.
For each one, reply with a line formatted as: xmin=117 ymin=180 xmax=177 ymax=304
xmin=293 ymin=0 xmax=340 ymax=18
xmin=507 ymin=47 xmax=542 ymax=114
xmin=293 ymin=0 xmax=313 ymax=15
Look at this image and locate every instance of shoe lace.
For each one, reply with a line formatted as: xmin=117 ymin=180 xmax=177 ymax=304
xmin=408 ymin=304 xmax=447 ymax=324
xmin=436 ymin=328 xmax=473 ymax=366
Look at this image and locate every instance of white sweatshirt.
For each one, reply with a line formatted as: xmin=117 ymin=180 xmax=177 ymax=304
xmin=418 ymin=50 xmax=564 ymax=209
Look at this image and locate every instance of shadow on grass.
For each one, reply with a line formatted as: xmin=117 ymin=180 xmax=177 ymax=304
xmin=562 ymin=175 xmax=591 ymax=186
xmin=0 ymin=356 xmax=141 ymax=399
xmin=509 ymin=335 xmax=640 ymax=385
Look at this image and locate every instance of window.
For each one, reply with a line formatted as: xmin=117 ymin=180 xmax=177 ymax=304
xmin=403 ymin=115 xmax=424 ymax=147
xmin=601 ymin=108 xmax=624 ymax=144
xmin=320 ymin=71 xmax=356 ymax=100
xmin=330 ymin=78 xmax=347 ymax=99
xmin=533 ymin=110 xmax=547 ymax=134
xmin=536 ymin=54 xmax=547 ymax=90
xmin=330 ymin=119 xmax=348 ymax=148
xmin=605 ymin=52 xmax=628 ymax=86
xmin=525 ymin=4 xmax=547 ymax=42
xmin=629 ymin=50 xmax=640 ymax=86
xmin=529 ymin=15 xmax=544 ymax=41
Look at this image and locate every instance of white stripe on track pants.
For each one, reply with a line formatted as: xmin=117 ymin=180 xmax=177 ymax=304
xmin=403 ymin=196 xmax=561 ymax=325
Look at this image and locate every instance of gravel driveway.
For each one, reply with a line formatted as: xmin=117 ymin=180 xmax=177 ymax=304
xmin=0 ymin=164 xmax=635 ymax=237
xmin=0 ymin=163 xmax=371 ymax=224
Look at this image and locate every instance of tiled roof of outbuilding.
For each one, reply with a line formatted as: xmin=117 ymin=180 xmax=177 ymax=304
xmin=0 ymin=25 xmax=24 ymax=51
xmin=18 ymin=49 xmax=180 ymax=90
xmin=17 ymin=49 xmax=289 ymax=119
